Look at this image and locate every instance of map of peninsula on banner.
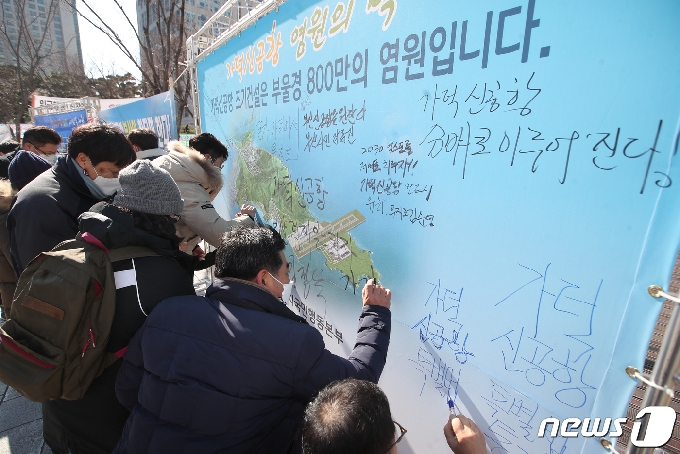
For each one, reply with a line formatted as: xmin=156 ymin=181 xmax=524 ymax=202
xmin=197 ymin=2 xmax=680 ymax=452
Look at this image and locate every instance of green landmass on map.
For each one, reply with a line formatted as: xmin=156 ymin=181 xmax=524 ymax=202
xmin=322 ymin=229 xmax=379 ymax=283
xmin=234 ymin=130 xmax=379 ymax=287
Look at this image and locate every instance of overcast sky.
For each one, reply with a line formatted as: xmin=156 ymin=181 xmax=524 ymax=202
xmin=77 ymin=0 xmax=142 ymax=79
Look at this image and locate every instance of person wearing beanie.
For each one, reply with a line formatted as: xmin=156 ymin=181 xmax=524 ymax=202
xmin=113 ymin=159 xmax=184 ymax=215
xmin=7 ymin=149 xmax=52 ymax=191
xmin=40 ymin=159 xmax=197 ymax=454
xmin=0 ymin=150 xmax=50 ymax=319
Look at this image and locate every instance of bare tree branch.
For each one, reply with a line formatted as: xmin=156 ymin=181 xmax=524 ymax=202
xmin=75 ymin=0 xmax=193 ymax=134
xmin=0 ymin=0 xmax=71 ymax=139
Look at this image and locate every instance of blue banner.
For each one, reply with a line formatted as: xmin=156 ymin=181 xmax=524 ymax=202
xmin=34 ymin=110 xmax=87 ymax=151
xmin=198 ymin=1 xmax=680 ymax=452
xmin=98 ymin=90 xmax=177 ymax=147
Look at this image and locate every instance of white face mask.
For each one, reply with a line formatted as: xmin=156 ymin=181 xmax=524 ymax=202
xmin=268 ymin=271 xmax=294 ymax=299
xmin=90 ymin=159 xmax=120 ymax=196
xmin=40 ymin=153 xmax=59 ymax=165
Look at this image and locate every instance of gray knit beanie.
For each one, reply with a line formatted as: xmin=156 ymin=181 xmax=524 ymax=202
xmin=113 ymin=160 xmax=184 ymax=215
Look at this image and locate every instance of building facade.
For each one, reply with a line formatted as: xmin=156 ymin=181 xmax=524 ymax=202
xmin=0 ymin=0 xmax=84 ymax=74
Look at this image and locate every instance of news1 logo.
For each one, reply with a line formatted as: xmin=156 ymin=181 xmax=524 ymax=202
xmin=537 ymin=406 xmax=676 ymax=448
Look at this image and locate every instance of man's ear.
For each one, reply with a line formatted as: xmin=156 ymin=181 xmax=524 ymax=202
xmin=253 ymin=269 xmax=269 ymax=286
xmin=75 ymin=152 xmax=89 ymax=169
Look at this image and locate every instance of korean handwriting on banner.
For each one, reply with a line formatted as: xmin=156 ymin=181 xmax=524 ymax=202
xmin=420 ymin=115 xmax=672 ymax=194
xmin=412 ymin=278 xmax=475 ymax=364
xmin=226 ymin=21 xmax=283 ymax=82
xmin=492 ymin=263 xmax=601 ymax=411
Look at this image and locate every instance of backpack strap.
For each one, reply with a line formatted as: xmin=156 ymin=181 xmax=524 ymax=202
xmin=107 ymin=246 xmax=160 ymax=263
xmin=79 ymin=232 xmax=160 ymax=263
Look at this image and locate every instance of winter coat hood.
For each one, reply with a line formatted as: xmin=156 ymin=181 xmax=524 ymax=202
xmin=157 ymin=141 xmax=223 ymax=200
xmin=136 ymin=147 xmax=168 ymax=160
xmin=0 ymin=180 xmax=16 ymax=215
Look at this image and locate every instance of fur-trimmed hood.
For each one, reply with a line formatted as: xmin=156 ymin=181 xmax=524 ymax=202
xmin=0 ymin=179 xmax=16 ymax=215
xmin=155 ymin=141 xmax=223 ymax=199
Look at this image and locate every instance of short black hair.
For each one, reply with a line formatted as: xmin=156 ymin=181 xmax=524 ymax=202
xmin=302 ymin=379 xmax=395 ymax=454
xmin=127 ymin=128 xmax=159 ymax=151
xmin=189 ymin=132 xmax=228 ymax=160
xmin=22 ymin=126 xmax=62 ymax=147
xmin=0 ymin=141 xmax=19 ymax=154
xmin=215 ymin=225 xmax=285 ymax=280
xmin=67 ymin=124 xmax=136 ymax=167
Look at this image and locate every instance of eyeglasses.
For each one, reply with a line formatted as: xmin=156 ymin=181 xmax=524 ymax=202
xmin=27 ymin=142 xmax=48 ymax=154
xmin=382 ymin=421 xmax=407 ymax=454
xmin=167 ymin=214 xmax=181 ymax=223
xmin=211 ymin=156 xmax=224 ymax=169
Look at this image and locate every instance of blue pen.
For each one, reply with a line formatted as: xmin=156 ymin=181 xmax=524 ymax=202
xmin=447 ymin=396 xmax=458 ymax=440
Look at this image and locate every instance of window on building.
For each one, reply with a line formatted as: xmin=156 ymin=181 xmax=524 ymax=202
xmin=55 ymin=29 xmax=62 ymax=35
xmin=37 ymin=0 xmax=44 ymax=4
xmin=3 ymin=4 xmax=11 ymax=10
xmin=30 ymin=10 xmax=36 ymax=16
xmin=199 ymin=14 xmax=206 ymax=21
xmin=38 ymin=5 xmax=44 ymax=11
xmin=28 ymin=2 xmax=34 ymax=8
xmin=199 ymin=1 xmax=205 ymax=8
xmin=54 ymin=22 xmax=61 ymax=29
xmin=54 ymin=13 xmax=60 ymax=21
xmin=32 ymin=25 xmax=38 ymax=30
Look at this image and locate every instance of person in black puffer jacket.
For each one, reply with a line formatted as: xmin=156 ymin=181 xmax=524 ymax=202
xmin=8 ymin=124 xmax=136 ymax=276
xmin=41 ymin=160 xmax=197 ymax=454
xmin=114 ymin=225 xmax=392 ymax=454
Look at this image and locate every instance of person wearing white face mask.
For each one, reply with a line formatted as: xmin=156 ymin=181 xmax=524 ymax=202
xmin=114 ymin=225 xmax=392 ymax=454
xmin=7 ymin=123 xmax=136 ymax=275
xmin=0 ymin=126 xmax=62 ymax=179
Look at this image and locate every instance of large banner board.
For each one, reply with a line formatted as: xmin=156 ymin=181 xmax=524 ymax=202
xmin=98 ymin=90 xmax=177 ymax=147
xmin=197 ymin=1 xmax=680 ymax=452
xmin=32 ymin=95 xmax=139 ymax=111
xmin=34 ymin=110 xmax=87 ymax=151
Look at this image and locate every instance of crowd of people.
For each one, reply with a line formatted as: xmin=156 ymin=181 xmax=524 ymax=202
xmin=0 ymin=124 xmax=487 ymax=454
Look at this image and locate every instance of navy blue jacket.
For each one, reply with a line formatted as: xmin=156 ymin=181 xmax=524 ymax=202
xmin=114 ymin=278 xmax=391 ymax=454
xmin=8 ymin=156 xmax=99 ymax=274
